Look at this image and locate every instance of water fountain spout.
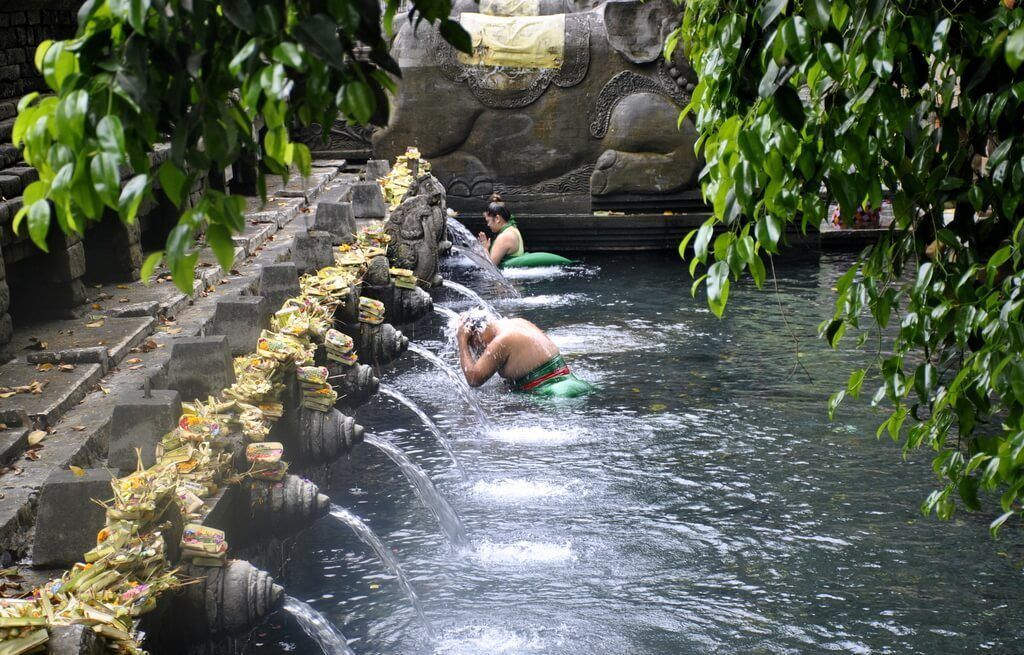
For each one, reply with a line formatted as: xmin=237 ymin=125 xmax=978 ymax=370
xmin=446 ymin=217 xmax=520 ymax=297
xmin=363 ymin=434 xmax=467 ymax=546
xmin=407 ymin=343 xmax=492 ymax=431
xmin=328 ymin=505 xmax=436 ymax=636
xmin=283 ymin=595 xmax=357 ymax=655
xmin=380 ymin=384 xmax=464 ymax=476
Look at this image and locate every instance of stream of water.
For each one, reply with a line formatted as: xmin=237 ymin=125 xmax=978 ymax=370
xmin=407 ymin=343 xmax=491 ymax=431
xmin=253 ymin=253 xmax=1024 ymax=655
xmin=379 ymin=385 xmax=463 ymax=475
xmin=282 ymin=596 xmax=356 ymax=655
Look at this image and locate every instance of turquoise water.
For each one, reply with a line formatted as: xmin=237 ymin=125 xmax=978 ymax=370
xmin=250 ymin=253 xmax=1024 ymax=654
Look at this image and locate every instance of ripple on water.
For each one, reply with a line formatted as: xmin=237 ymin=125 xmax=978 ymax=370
xmin=500 ymin=264 xmax=599 ymax=281
xmin=470 ymin=539 xmax=575 ymax=565
xmin=499 ymin=293 xmax=587 ymax=308
xmin=469 ymin=478 xmax=574 ymax=502
xmin=434 ymin=626 xmax=547 ymax=655
xmin=490 ymin=426 xmax=576 ymax=445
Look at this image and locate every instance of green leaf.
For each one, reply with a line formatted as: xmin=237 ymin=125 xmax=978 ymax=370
xmin=97 ymin=115 xmax=126 ymax=155
xmin=205 ymin=224 xmax=235 ymax=271
xmin=294 ymin=15 xmax=345 ymax=70
xmin=440 ymin=19 xmax=473 ymax=54
xmin=140 ymin=250 xmax=163 ymax=283
xmin=678 ymin=228 xmax=698 ymax=260
xmin=293 ymin=142 xmax=312 ymax=176
xmin=273 ymin=42 xmax=305 ymax=69
xmin=341 ymin=80 xmax=375 ymax=124
xmin=221 ymin=0 xmax=257 ymax=32
xmin=828 ymin=389 xmax=845 ymax=420
xmin=774 ymin=85 xmax=805 ymax=129
xmin=118 ymin=174 xmax=149 ymax=223
xmin=158 ymin=161 xmax=187 ymax=207
xmin=755 ymin=215 xmax=783 ymax=253
xmin=229 ymin=38 xmax=258 ymax=76
xmin=760 ymin=0 xmax=788 ymax=27
xmin=127 ymin=0 xmax=151 ymax=33
xmin=706 ymin=260 xmax=730 ymax=318
xmin=26 ymin=200 xmax=51 ymax=252
xmin=1008 ymin=26 xmax=1024 ymax=71
xmin=693 ymin=222 xmax=714 ymax=263
xmin=847 ymin=369 xmax=866 ymax=398
xmin=54 ymin=90 xmax=88 ymax=147
xmin=90 ymin=153 xmax=122 ymax=208
xmin=990 ymin=510 xmax=1014 ymax=538
xmin=806 ymin=0 xmax=830 ymax=30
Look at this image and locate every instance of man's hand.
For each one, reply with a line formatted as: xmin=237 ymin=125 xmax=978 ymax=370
xmin=456 ymin=315 xmax=470 ymax=345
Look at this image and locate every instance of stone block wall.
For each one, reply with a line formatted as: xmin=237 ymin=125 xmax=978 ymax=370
xmin=0 ymin=9 xmax=77 ymax=103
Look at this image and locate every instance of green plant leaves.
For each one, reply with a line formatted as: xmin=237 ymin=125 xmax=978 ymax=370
xmin=440 ymin=19 xmax=473 ymax=54
xmin=294 ymin=16 xmax=346 ymax=69
xmin=706 ymin=260 xmax=730 ymax=318
xmin=158 ymin=161 xmax=188 ymax=208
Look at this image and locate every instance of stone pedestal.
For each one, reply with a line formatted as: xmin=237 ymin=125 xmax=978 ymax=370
xmin=108 ymin=390 xmax=182 ymax=472
xmin=160 ymin=336 xmax=235 ymax=401
xmin=292 ymin=230 xmax=334 ymax=274
xmin=209 ymin=296 xmax=268 ymax=355
xmin=313 ymin=201 xmax=357 ymax=244
xmin=256 ymin=263 xmax=300 ymax=312
xmin=350 ymin=181 xmax=387 ymax=219
xmin=32 ymin=468 xmax=113 ymax=569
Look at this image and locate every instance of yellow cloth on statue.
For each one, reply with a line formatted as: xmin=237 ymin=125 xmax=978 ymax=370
xmin=456 ymin=13 xmax=565 ymax=69
xmin=479 ymin=0 xmax=540 ymax=16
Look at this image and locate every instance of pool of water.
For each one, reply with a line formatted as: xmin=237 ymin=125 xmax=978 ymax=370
xmin=249 ymin=252 xmax=1024 ymax=654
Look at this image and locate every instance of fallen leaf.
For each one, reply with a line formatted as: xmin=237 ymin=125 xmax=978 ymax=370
xmin=27 ymin=430 xmax=46 ymax=446
xmin=164 ymin=327 xmax=182 ymax=334
xmin=69 ymin=465 xmax=86 ymax=477
xmin=71 ymin=425 xmax=87 ymax=432
xmin=126 ymin=358 xmax=142 ymax=364
xmin=119 ymin=297 xmax=130 ymax=303
xmin=91 ymin=303 xmax=102 ymax=310
xmin=59 ymin=364 xmax=75 ymax=371
xmin=128 ymin=365 xmax=144 ymax=370
xmin=23 ymin=448 xmax=40 ymax=461
xmin=85 ymin=319 xmax=104 ymax=328
xmin=97 ymin=292 xmax=112 ymax=300
xmin=35 ymin=363 xmax=54 ymax=372
xmin=0 ymin=392 xmax=14 ymax=399
xmin=99 ymin=386 xmax=110 ymax=395
xmin=116 ymin=284 xmax=129 ymax=289
xmin=25 ymin=339 xmax=47 ymax=351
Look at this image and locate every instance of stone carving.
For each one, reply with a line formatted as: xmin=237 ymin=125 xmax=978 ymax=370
xmin=374 ymin=0 xmax=701 ymax=212
xmin=174 ymin=560 xmax=283 ymax=637
xmin=385 ymin=174 xmax=449 ymax=288
xmin=293 ymin=121 xmax=374 ymax=156
xmin=247 ymin=474 xmax=330 ymax=530
xmin=432 ymin=12 xmax=592 ymax=109
xmin=327 ymin=362 xmax=380 ymax=409
xmin=296 ymin=407 xmax=365 ymax=461
xmin=362 ymin=255 xmax=435 ymax=325
xmin=589 ymin=70 xmax=688 ymax=138
xmin=357 ymin=322 xmax=409 ymax=366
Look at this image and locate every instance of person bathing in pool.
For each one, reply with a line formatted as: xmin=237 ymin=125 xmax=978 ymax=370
xmin=456 ymin=312 xmax=594 ymax=398
xmin=477 ymin=193 xmax=524 ymax=267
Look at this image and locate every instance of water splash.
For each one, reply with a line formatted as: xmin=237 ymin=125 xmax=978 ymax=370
xmin=380 ymin=384 xmax=464 ymax=476
xmin=434 ymin=305 xmax=461 ymax=351
xmin=408 ymin=343 xmax=492 ymax=431
xmin=444 ymin=280 xmax=503 ymax=318
xmin=471 ymin=540 xmax=575 ymax=565
xmin=327 ymin=505 xmax=435 ymax=637
xmin=282 ymin=595 xmax=355 ymax=655
xmin=363 ymin=434 xmax=468 ymax=546
xmin=446 ymin=218 xmax=519 ymax=297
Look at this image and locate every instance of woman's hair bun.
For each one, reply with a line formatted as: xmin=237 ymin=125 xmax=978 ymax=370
xmin=489 ymin=193 xmax=504 ymax=204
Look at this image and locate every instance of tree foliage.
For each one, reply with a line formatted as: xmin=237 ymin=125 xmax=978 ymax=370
xmin=676 ymin=0 xmax=1024 ymax=534
xmin=12 ymin=0 xmax=469 ymax=290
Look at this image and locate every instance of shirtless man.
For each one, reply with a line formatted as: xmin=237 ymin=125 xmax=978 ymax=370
xmin=456 ymin=314 xmax=593 ymax=398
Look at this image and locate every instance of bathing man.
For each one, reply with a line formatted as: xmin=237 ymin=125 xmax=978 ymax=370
xmin=456 ymin=313 xmax=593 ymax=398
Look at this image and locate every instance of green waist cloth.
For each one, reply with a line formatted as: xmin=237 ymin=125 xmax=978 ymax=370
xmin=509 ymin=354 xmax=594 ymax=398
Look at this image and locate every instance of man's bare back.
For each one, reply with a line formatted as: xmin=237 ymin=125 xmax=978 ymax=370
xmin=457 ymin=317 xmax=560 ymax=386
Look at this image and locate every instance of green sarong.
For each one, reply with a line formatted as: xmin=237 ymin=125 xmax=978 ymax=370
xmin=509 ymin=354 xmax=593 ymax=398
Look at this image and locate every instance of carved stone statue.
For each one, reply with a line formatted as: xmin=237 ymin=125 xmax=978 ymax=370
xmin=373 ymin=0 xmax=699 ymax=213
xmin=384 ymin=173 xmax=450 ymax=287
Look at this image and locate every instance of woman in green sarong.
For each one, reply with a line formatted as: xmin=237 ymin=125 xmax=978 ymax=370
xmin=456 ymin=312 xmax=594 ymax=399
xmin=476 ymin=194 xmax=574 ymax=268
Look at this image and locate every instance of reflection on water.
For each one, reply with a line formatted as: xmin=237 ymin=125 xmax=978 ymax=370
xmin=250 ymin=253 xmax=1024 ymax=655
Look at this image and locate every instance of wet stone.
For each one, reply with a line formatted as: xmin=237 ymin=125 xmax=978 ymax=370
xmin=313 ymin=201 xmax=357 ymax=244
xmin=256 ymin=263 xmax=300 ymax=312
xmin=292 ymin=230 xmax=334 ymax=274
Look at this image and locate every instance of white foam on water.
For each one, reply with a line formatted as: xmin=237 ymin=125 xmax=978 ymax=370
xmin=499 ymin=266 xmax=567 ymax=280
xmin=470 ymin=478 xmax=572 ymax=502
xmin=471 ymin=539 xmax=574 ymax=565
xmin=500 ymin=293 xmax=586 ymax=308
xmin=548 ymin=324 xmax=655 ymax=354
xmin=490 ymin=426 xmax=576 ymax=445
xmin=435 ymin=626 xmax=547 ymax=655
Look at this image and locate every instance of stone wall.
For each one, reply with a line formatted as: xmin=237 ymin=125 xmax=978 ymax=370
xmin=0 ymin=8 xmax=77 ymax=103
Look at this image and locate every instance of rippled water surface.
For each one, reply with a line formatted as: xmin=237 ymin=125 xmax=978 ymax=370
xmin=250 ymin=253 xmax=1024 ymax=654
